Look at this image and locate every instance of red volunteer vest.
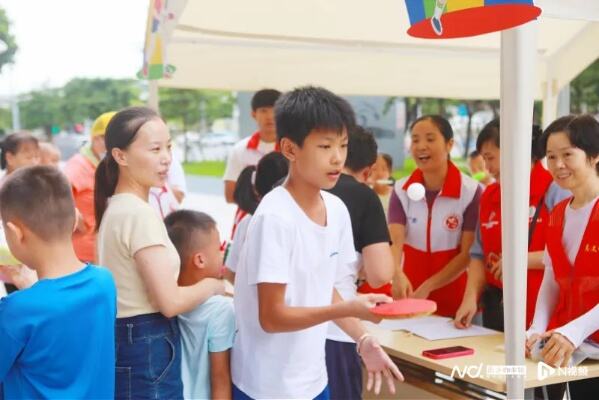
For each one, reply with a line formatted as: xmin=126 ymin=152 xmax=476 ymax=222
xmin=397 ymin=162 xmax=478 ymax=317
xmin=479 ymin=162 xmax=553 ymax=327
xmin=546 ymin=198 xmax=599 ymax=343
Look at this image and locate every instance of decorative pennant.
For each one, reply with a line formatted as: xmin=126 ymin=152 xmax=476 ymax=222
xmin=138 ymin=0 xmax=177 ymax=80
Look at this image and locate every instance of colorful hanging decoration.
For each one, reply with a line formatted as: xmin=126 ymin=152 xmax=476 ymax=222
xmin=405 ymin=0 xmax=541 ymax=39
xmin=138 ymin=0 xmax=177 ymax=80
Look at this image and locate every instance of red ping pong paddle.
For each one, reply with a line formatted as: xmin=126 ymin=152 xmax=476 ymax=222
xmin=370 ymin=298 xmax=437 ymax=319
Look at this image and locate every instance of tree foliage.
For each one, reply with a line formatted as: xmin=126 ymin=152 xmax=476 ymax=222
xmin=571 ymin=58 xmax=599 ymax=114
xmin=18 ymin=78 xmax=141 ymax=132
xmin=0 ymin=7 xmax=18 ymax=74
xmin=159 ymin=88 xmax=235 ymax=131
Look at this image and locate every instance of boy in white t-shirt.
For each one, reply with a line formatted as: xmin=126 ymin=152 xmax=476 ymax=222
xmin=164 ymin=210 xmax=235 ymax=400
xmin=232 ymin=86 xmax=403 ymax=400
xmin=223 ymin=89 xmax=282 ymax=204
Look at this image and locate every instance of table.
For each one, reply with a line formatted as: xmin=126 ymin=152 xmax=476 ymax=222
xmin=364 ymin=323 xmax=599 ymax=399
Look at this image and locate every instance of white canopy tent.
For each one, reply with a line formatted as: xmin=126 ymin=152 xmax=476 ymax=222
xmin=146 ymin=1 xmax=599 ymax=398
xmin=154 ymin=0 xmax=599 ymax=126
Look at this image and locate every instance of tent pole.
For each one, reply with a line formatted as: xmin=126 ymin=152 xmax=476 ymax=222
xmin=500 ymin=20 xmax=537 ymax=400
xmin=148 ymin=80 xmax=160 ymax=113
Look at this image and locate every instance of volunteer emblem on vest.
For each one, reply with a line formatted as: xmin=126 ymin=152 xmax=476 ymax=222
xmin=481 ymin=211 xmax=499 ymax=230
xmin=443 ymin=214 xmax=461 ymax=231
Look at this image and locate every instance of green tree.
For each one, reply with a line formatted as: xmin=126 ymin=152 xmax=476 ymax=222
xmin=159 ymin=88 xmax=235 ymax=131
xmin=571 ymin=58 xmax=599 ymax=114
xmin=18 ymin=78 xmax=142 ymax=134
xmin=61 ymin=78 xmax=141 ymax=123
xmin=159 ymin=88 xmax=235 ymax=161
xmin=0 ymin=7 xmax=18 ymax=73
xmin=18 ymin=88 xmax=64 ymax=135
xmin=0 ymin=107 xmax=11 ymax=134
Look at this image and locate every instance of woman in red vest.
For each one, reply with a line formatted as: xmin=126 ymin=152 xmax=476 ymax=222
xmin=389 ymin=115 xmax=481 ymax=317
xmin=525 ymin=115 xmax=599 ymax=399
xmin=454 ymin=120 xmax=569 ymax=331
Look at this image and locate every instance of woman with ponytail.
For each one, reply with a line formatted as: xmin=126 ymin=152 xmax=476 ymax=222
xmin=95 ymin=107 xmax=224 ymax=399
xmin=224 ymin=152 xmax=289 ymax=279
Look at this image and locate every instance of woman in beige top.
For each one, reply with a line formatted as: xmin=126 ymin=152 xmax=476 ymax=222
xmin=94 ymin=107 xmax=224 ymax=400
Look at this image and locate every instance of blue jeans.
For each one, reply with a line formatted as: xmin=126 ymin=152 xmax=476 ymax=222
xmin=115 ymin=313 xmax=183 ymax=400
xmin=233 ymin=384 xmax=330 ymax=400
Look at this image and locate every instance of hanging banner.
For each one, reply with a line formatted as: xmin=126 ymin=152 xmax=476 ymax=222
xmin=405 ymin=0 xmax=541 ymax=39
xmin=138 ymin=0 xmax=177 ymax=80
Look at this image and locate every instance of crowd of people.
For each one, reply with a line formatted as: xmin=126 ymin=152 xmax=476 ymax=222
xmin=0 ymin=85 xmax=598 ymax=400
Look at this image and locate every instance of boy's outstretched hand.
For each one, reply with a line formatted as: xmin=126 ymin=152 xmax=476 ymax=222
xmin=349 ymin=294 xmax=392 ymax=323
xmin=359 ymin=334 xmax=404 ymax=395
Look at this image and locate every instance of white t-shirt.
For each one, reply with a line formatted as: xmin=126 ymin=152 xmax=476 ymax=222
xmin=327 ymin=253 xmax=362 ymax=343
xmin=529 ymin=196 xmax=599 ymax=364
xmin=167 ymin=152 xmax=187 ymax=194
xmin=225 ymin=214 xmax=251 ymax=273
xmin=148 ymin=184 xmax=180 ymax=219
xmin=223 ymin=135 xmax=276 ymax=182
xmin=231 ymin=187 xmax=355 ymax=399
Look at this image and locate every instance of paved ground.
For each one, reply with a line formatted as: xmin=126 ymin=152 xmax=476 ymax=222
xmin=181 ymin=175 xmax=237 ymax=238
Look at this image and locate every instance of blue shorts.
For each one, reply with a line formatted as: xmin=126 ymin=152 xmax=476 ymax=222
xmin=325 ymin=339 xmax=362 ymax=400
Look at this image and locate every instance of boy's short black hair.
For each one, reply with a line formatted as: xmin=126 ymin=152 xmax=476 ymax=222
xmin=251 ymin=89 xmax=282 ymax=111
xmin=469 ymin=150 xmax=481 ymax=159
xmin=0 ymin=166 xmax=75 ymax=241
xmin=164 ymin=210 xmax=216 ymax=266
xmin=346 ymin=126 xmax=378 ymax=172
xmin=275 ymin=86 xmax=355 ymax=147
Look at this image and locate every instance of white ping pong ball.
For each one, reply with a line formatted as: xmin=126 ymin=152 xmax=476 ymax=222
xmin=407 ymin=183 xmax=425 ymax=201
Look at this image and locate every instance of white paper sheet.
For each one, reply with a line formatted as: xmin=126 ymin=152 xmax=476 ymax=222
xmin=370 ymin=316 xmax=500 ymax=340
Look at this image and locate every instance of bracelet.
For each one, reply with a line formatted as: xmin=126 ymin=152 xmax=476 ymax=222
xmin=356 ymin=333 xmax=373 ymax=355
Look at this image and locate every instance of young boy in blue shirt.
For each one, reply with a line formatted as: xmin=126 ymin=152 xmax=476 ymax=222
xmin=0 ymin=166 xmax=116 ymax=399
xmin=165 ymin=210 xmax=235 ymax=400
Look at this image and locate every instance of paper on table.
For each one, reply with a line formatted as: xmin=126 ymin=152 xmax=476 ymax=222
xmin=371 ymin=316 xmax=500 ymax=340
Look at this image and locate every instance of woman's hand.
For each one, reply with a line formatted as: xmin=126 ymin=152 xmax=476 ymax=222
xmin=540 ymin=331 xmax=575 ymax=367
xmin=392 ymin=271 xmax=413 ymax=299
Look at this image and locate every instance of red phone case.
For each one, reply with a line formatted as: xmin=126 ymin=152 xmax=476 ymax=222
xmin=422 ymin=346 xmax=475 ymax=360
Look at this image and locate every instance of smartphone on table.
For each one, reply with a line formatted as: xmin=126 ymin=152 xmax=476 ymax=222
xmin=422 ymin=345 xmax=475 ymax=360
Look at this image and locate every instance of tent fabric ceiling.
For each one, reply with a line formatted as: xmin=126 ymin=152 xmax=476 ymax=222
xmin=158 ymin=0 xmax=599 ymax=99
